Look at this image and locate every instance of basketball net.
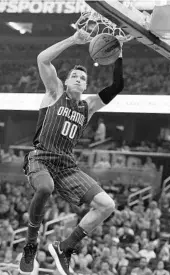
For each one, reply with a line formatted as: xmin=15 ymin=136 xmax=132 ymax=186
xmin=74 ymin=8 xmax=133 ymax=43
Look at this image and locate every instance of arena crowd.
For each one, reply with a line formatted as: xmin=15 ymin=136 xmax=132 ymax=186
xmin=0 ymin=43 xmax=170 ymax=95
xmin=0 ymin=176 xmax=170 ymax=275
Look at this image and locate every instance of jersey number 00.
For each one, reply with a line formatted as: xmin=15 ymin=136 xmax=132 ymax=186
xmin=61 ymin=121 xmax=78 ymax=139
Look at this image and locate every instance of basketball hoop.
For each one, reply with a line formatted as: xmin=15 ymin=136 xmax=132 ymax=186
xmin=74 ymin=9 xmax=133 ymax=43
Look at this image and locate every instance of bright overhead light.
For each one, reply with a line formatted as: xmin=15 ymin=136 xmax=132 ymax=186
xmin=6 ymin=22 xmax=33 ymax=34
xmin=94 ymin=62 xmax=99 ymax=67
xmin=20 ymin=29 xmax=26 ymax=34
xmin=70 ymin=23 xmax=77 ymax=30
xmin=8 ymin=22 xmax=21 ymax=31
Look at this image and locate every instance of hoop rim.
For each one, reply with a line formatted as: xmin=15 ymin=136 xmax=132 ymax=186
xmin=74 ymin=9 xmax=134 ymax=43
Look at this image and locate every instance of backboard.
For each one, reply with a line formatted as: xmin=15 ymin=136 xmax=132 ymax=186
xmin=85 ymin=0 xmax=170 ymax=60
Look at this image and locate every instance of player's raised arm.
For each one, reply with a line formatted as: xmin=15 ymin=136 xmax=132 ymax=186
xmin=37 ymin=37 xmax=75 ymax=97
xmin=86 ymin=48 xmax=124 ymax=116
xmin=37 ymin=30 xmax=90 ymax=97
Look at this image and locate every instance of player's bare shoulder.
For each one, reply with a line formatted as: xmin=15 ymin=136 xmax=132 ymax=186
xmin=40 ymin=79 xmax=64 ymax=109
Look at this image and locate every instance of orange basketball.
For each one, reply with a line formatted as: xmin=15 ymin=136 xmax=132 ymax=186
xmin=89 ymin=33 xmax=121 ymax=65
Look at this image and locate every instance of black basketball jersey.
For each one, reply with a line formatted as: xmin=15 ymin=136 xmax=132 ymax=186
xmin=33 ymin=92 xmax=89 ymax=154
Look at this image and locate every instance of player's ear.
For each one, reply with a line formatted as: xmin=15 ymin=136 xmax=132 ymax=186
xmin=84 ymin=82 xmax=87 ymax=91
xmin=65 ymin=79 xmax=68 ymax=86
xmin=84 ymin=78 xmax=88 ymax=90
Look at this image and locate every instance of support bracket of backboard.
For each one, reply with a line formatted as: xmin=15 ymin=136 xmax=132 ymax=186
xmin=85 ymin=0 xmax=170 ymax=60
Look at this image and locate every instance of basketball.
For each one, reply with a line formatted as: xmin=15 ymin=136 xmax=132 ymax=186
xmin=89 ymin=33 xmax=121 ymax=65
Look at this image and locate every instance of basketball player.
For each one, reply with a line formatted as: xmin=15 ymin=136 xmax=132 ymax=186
xmin=19 ymin=29 xmax=124 ymax=275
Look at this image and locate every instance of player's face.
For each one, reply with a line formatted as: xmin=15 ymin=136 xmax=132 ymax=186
xmin=65 ymin=69 xmax=87 ymax=93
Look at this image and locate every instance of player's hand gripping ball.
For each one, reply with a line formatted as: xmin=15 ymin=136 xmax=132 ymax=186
xmin=89 ymin=33 xmax=121 ymax=65
xmin=73 ymin=29 xmax=92 ymax=45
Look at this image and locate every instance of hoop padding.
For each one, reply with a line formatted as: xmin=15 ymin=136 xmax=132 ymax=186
xmin=149 ymin=5 xmax=170 ymax=39
xmin=75 ymin=9 xmax=132 ymax=42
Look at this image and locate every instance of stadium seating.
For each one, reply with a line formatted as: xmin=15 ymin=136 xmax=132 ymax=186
xmin=0 ymin=42 xmax=169 ymax=95
xmin=0 ymin=173 xmax=170 ymax=275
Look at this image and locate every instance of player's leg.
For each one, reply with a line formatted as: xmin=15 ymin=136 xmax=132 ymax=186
xmin=60 ymin=175 xmax=115 ymax=249
xmin=19 ymin=161 xmax=54 ymax=274
xmin=48 ymin=168 xmax=115 ymax=275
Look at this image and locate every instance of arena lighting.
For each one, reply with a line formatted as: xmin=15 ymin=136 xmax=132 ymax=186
xmin=6 ymin=22 xmax=32 ymax=34
xmin=116 ymin=125 xmax=124 ymax=131
xmin=70 ymin=23 xmax=77 ymax=30
xmin=19 ymin=29 xmax=26 ymax=34
xmin=94 ymin=62 xmax=99 ymax=67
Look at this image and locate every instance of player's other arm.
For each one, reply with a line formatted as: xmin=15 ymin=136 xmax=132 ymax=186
xmin=37 ymin=36 xmax=76 ymax=97
xmin=86 ymin=53 xmax=124 ymax=115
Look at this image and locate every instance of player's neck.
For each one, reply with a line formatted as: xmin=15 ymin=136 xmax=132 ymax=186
xmin=66 ymin=90 xmax=81 ymax=102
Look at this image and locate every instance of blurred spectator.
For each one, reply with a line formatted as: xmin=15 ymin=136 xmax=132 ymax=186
xmin=0 ymin=195 xmax=10 ymax=219
xmin=0 ymin=220 xmax=14 ymax=247
xmin=143 ymin=157 xmax=156 ymax=171
xmin=153 ymin=260 xmax=170 ymax=275
xmin=136 ymin=141 xmax=150 ymax=152
xmin=111 ymin=210 xmax=123 ymax=227
xmin=94 ymin=118 xmax=106 ymax=142
xmin=130 ymin=257 xmax=152 ymax=275
xmin=44 ymin=201 xmax=59 ymax=221
xmin=100 ymin=247 xmax=112 ymax=264
xmin=17 ymin=150 xmax=25 ymax=163
xmin=119 ymin=221 xmax=135 ymax=247
xmin=17 ymin=68 xmax=32 ymax=93
xmin=110 ymin=237 xmax=120 ymax=266
xmin=145 ymin=201 xmax=161 ymax=221
xmin=149 ymin=219 xmax=160 ymax=243
xmin=94 ymin=156 xmax=111 ymax=169
xmin=159 ymin=242 xmax=170 ymax=263
xmin=73 ymin=245 xmax=93 ymax=270
xmin=103 ymin=234 xmax=113 ymax=248
xmin=139 ymin=231 xmax=148 ymax=246
xmin=159 ymin=193 xmax=170 ymax=213
xmin=125 ymin=243 xmax=141 ymax=261
xmin=109 ymin=226 xmax=118 ymax=239
xmin=37 ymin=250 xmax=55 ymax=271
xmin=117 ymin=248 xmax=129 ymax=268
xmin=120 ymin=141 xmax=130 ymax=152
xmin=24 ymin=66 xmax=39 ymax=93
xmin=113 ymin=156 xmax=125 ymax=168
xmin=76 ymin=257 xmax=92 ymax=275
xmin=3 ymin=247 xmax=13 ymax=263
xmin=139 ymin=242 xmax=156 ymax=263
xmin=1 ymin=84 xmax=13 ymax=93
xmin=16 ymin=66 xmax=39 ymax=93
xmin=117 ymin=266 xmax=129 ymax=275
xmin=2 ymin=149 xmax=18 ymax=163
xmin=98 ymin=261 xmax=113 ymax=275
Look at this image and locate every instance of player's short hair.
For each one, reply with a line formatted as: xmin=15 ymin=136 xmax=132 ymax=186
xmin=67 ymin=65 xmax=88 ymax=79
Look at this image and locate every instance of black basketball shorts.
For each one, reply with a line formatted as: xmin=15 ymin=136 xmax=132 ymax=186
xmin=24 ymin=149 xmax=103 ymax=206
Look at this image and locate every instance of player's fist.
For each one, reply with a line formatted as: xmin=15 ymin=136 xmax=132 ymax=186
xmin=73 ymin=29 xmax=92 ymax=44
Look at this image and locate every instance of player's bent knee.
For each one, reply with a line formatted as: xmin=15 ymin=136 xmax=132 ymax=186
xmin=31 ymin=171 xmax=54 ymax=195
xmin=39 ymin=183 xmax=54 ymax=196
xmin=102 ymin=197 xmax=115 ymax=216
xmin=90 ymin=191 xmax=115 ymax=215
